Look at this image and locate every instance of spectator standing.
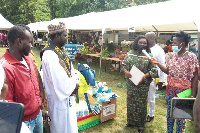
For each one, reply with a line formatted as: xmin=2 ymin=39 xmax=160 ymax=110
xmin=17 ymin=24 xmax=45 ymax=106
xmin=41 ymin=22 xmax=79 ymax=133
xmin=0 ymin=25 xmax=43 ymax=133
xmin=121 ymin=35 xmax=158 ymax=133
xmin=150 ymin=31 xmax=198 ymax=133
xmin=145 ymin=32 xmax=166 ymax=122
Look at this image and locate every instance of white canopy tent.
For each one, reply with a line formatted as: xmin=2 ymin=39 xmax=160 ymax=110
xmin=27 ymin=0 xmax=200 ymax=62
xmin=0 ymin=14 xmax=13 ymax=30
xmin=102 ymin=0 xmax=199 ymax=33
xmin=27 ymin=21 xmax=52 ymax=32
xmin=30 ymin=0 xmax=200 ymax=33
xmin=52 ymin=12 xmax=103 ymax=31
xmin=50 ymin=0 xmax=200 ymax=32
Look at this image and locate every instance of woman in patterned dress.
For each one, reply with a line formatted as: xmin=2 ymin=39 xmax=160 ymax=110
xmin=150 ymin=31 xmax=199 ymax=133
xmin=121 ymin=35 xmax=158 ymax=133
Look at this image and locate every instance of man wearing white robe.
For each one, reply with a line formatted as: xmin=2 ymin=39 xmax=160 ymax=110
xmin=41 ymin=22 xmax=78 ymax=133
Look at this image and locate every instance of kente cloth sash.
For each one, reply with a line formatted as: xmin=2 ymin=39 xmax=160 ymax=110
xmin=167 ymin=76 xmax=191 ymax=89
xmin=41 ymin=41 xmax=72 ymax=77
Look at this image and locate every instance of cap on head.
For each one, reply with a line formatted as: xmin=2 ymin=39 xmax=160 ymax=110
xmin=48 ymin=22 xmax=66 ymax=34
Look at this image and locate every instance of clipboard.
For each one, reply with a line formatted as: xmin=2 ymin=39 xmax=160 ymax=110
xmin=129 ymin=65 xmax=144 ymax=86
xmin=0 ymin=102 xmax=25 ymax=133
xmin=170 ymin=97 xmax=195 ymax=120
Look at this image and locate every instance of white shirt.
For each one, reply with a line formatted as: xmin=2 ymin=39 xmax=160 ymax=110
xmin=150 ymin=44 xmax=166 ymax=82
xmin=20 ymin=58 xmax=30 ymax=70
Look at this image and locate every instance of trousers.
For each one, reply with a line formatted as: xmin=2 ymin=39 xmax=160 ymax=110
xmin=147 ymin=80 xmax=157 ymax=117
xmin=24 ymin=110 xmax=43 ymax=133
xmin=166 ymin=95 xmax=183 ymax=133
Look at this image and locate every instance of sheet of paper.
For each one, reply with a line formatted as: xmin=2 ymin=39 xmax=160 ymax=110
xmin=129 ymin=65 xmax=144 ymax=86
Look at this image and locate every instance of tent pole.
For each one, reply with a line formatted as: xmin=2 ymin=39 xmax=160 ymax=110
xmin=99 ymin=29 xmax=104 ymax=74
xmin=152 ymin=25 xmax=158 ymax=35
xmin=152 ymin=25 xmax=159 ymax=43
xmin=67 ymin=29 xmax=68 ymax=44
xmin=99 ymin=45 xmax=103 ymax=74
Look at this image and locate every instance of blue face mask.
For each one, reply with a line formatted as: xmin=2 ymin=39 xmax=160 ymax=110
xmin=172 ymin=43 xmax=183 ymax=53
xmin=172 ymin=46 xmax=180 ymax=52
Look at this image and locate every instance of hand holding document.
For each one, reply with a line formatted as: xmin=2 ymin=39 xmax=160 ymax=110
xmin=129 ymin=65 xmax=144 ymax=86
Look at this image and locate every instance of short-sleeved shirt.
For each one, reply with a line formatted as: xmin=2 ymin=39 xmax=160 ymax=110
xmin=166 ymin=52 xmax=198 ymax=96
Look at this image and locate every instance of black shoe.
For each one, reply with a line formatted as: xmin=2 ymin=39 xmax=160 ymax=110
xmin=146 ymin=115 xmax=154 ymax=122
xmin=137 ymin=127 xmax=144 ymax=133
xmin=125 ymin=123 xmax=132 ymax=127
xmin=138 ymin=129 xmax=144 ymax=133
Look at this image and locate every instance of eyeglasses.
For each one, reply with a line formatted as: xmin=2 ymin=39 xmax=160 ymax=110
xmin=138 ymin=41 xmax=147 ymax=45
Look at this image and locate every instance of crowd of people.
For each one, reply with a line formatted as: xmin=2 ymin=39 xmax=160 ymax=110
xmin=122 ymin=31 xmax=199 ymax=133
xmin=0 ymin=32 xmax=8 ymax=47
xmin=0 ymin=22 xmax=79 ymax=133
xmin=0 ymin=22 xmax=199 ymax=133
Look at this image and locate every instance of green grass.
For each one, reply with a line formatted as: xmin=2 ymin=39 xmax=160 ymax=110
xmin=0 ymin=47 xmax=195 ymax=133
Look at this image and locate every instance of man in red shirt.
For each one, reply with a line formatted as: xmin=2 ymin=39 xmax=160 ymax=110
xmin=0 ymin=25 xmax=43 ymax=133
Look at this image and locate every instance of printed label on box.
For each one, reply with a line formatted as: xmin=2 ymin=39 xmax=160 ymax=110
xmin=103 ymin=104 xmax=115 ymax=116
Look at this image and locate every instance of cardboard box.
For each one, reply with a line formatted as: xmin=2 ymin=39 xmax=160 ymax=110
xmin=99 ymin=98 xmax=116 ymax=122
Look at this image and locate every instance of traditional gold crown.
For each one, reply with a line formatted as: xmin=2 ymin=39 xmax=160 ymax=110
xmin=48 ymin=22 xmax=66 ymax=34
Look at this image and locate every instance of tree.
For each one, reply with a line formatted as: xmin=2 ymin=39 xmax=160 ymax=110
xmin=48 ymin=0 xmax=57 ymax=19
xmin=129 ymin=0 xmax=168 ymax=6
xmin=49 ymin=0 xmax=169 ymax=19
xmin=52 ymin=0 xmax=127 ymax=18
xmin=0 ymin=0 xmax=169 ymax=24
xmin=0 ymin=0 xmax=50 ymax=25
xmin=35 ymin=0 xmax=51 ymax=22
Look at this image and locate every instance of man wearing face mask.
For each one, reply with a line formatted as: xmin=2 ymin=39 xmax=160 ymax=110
xmin=150 ymin=31 xmax=198 ymax=133
xmin=145 ymin=32 xmax=166 ymax=122
xmin=40 ymin=22 xmax=79 ymax=133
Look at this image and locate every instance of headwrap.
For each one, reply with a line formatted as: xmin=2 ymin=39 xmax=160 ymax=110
xmin=48 ymin=22 xmax=66 ymax=34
